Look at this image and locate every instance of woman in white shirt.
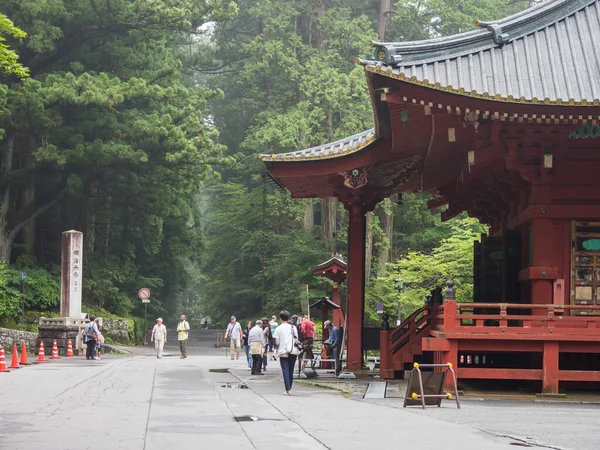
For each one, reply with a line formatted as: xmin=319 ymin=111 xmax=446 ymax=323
xmin=273 ymin=310 xmax=299 ymax=395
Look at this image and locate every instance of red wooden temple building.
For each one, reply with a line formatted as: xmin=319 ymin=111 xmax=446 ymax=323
xmin=261 ymin=0 xmax=600 ymax=393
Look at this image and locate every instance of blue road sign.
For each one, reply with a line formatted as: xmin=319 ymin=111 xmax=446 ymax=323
xmin=376 ymin=303 xmax=384 ymax=311
xmin=20 ymin=272 xmax=27 ymax=281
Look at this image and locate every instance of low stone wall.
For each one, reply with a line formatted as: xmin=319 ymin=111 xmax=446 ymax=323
xmin=0 ymin=327 xmax=38 ymax=352
xmin=101 ymin=318 xmax=130 ymax=344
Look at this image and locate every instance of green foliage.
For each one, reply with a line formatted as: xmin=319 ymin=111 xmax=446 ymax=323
xmin=0 ymin=262 xmax=20 ymax=318
xmin=0 ymin=13 xmax=28 ymax=77
xmin=7 ymin=256 xmax=60 ymax=312
xmin=365 ymin=216 xmax=488 ymax=325
xmin=0 ymin=0 xmax=236 ymax=323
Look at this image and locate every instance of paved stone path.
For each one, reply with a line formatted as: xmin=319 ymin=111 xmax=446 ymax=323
xmin=0 ymin=345 xmax=593 ymax=449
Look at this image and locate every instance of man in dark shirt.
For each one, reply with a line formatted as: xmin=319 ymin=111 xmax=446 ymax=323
xmin=324 ymin=320 xmax=341 ymax=375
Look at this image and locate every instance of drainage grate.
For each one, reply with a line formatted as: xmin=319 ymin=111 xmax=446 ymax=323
xmin=509 ymin=443 xmax=532 ymax=447
xmin=221 ymin=383 xmax=249 ymax=389
xmin=209 ymin=368 xmax=229 ymax=373
xmin=234 ymin=416 xmax=259 ymax=422
xmin=234 ymin=416 xmax=284 ymax=422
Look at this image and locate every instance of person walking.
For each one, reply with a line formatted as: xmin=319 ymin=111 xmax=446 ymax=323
xmin=248 ymin=320 xmax=266 ymax=375
xmin=324 ymin=320 xmax=341 ymax=375
xmin=151 ymin=318 xmax=167 ymax=358
xmin=83 ymin=316 xmax=99 ymax=360
xmin=177 ymin=315 xmax=190 ymax=359
xmin=243 ymin=321 xmax=252 ymax=370
xmin=269 ymin=315 xmax=278 ymax=361
xmin=273 ymin=310 xmax=299 ymax=395
xmin=225 ymin=316 xmax=243 ymax=360
xmin=261 ymin=318 xmax=272 ymax=371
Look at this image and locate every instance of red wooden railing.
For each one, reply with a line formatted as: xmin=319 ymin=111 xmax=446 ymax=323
xmin=436 ymin=301 xmax=600 ymax=335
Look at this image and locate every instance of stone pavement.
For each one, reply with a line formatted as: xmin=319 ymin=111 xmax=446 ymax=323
xmin=0 ymin=346 xmax=592 ymax=449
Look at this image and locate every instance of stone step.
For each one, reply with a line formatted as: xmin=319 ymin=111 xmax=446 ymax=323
xmin=363 ymin=382 xmax=387 ymax=399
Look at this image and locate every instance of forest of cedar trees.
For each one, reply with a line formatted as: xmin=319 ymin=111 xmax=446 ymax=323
xmin=0 ymin=1 xmax=539 ymax=331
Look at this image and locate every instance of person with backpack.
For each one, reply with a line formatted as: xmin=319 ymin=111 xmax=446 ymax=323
xmin=83 ymin=316 xmax=100 ymax=360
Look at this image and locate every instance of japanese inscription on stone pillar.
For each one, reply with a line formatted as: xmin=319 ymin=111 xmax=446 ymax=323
xmin=60 ymin=230 xmax=83 ymax=317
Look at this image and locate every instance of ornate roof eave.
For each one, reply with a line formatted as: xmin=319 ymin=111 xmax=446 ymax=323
xmin=358 ymin=60 xmax=600 ymax=119
xmin=312 ymin=254 xmax=348 ymax=272
xmin=259 ymin=129 xmax=378 ymax=163
xmin=359 ymin=60 xmax=600 ymax=110
xmin=309 ymin=297 xmax=341 ymax=310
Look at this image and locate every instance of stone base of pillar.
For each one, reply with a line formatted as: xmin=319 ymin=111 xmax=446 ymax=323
xmin=38 ymin=316 xmax=88 ymax=356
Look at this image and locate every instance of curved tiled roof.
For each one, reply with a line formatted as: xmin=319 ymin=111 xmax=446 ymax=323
xmin=363 ymin=0 xmax=600 ymax=105
xmin=259 ymin=129 xmax=376 ymax=162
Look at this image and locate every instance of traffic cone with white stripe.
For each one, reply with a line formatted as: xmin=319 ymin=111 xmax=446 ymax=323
xmin=9 ymin=344 xmax=21 ymax=369
xmin=50 ymin=339 xmax=60 ymax=359
xmin=35 ymin=341 xmax=48 ymax=363
xmin=66 ymin=339 xmax=74 ymax=357
xmin=0 ymin=346 xmax=10 ymax=372
xmin=19 ymin=343 xmax=31 ymax=365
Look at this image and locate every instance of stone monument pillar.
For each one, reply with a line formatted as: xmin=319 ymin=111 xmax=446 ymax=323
xmin=38 ymin=230 xmax=87 ymax=356
xmin=60 ymin=230 xmax=83 ymax=317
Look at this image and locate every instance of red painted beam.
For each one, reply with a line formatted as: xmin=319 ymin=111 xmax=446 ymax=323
xmin=458 ymin=368 xmax=543 ymax=380
xmin=434 ymin=331 xmax=600 ymax=341
xmin=518 ymin=267 xmax=560 ymax=281
xmin=558 ymin=370 xmax=600 ymax=382
xmin=422 ymin=337 xmax=451 ymax=351
xmin=457 ymin=341 xmax=542 ymax=352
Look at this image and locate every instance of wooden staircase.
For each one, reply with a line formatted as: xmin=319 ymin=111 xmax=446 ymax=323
xmin=387 ymin=305 xmax=437 ymax=377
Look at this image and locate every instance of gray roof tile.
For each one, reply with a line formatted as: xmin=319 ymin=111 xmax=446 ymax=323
xmin=365 ymin=0 xmax=600 ymax=104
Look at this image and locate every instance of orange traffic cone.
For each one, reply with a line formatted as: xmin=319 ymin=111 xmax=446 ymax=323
xmin=66 ymin=339 xmax=74 ymax=357
xmin=35 ymin=341 xmax=48 ymax=363
xmin=0 ymin=346 xmax=10 ymax=372
xmin=50 ymin=339 xmax=60 ymax=360
xmin=9 ymin=344 xmax=21 ymax=369
xmin=19 ymin=343 xmax=31 ymax=365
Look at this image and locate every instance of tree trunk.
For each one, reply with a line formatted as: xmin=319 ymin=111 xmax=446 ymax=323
xmin=0 ymin=134 xmax=15 ymax=263
xmin=23 ymin=136 xmax=36 ymax=255
xmin=302 ymin=199 xmax=314 ymax=232
xmin=314 ymin=0 xmax=325 ymax=51
xmin=320 ymin=197 xmax=337 ymax=248
xmin=104 ymin=195 xmax=112 ymax=249
xmin=84 ymin=180 xmax=99 ymax=255
xmin=365 ymin=211 xmax=374 ymax=285
xmin=377 ymin=198 xmax=393 ymax=275
xmin=377 ymin=0 xmax=392 ymax=41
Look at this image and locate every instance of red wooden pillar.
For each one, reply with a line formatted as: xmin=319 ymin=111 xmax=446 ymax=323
xmin=346 ymin=203 xmax=366 ymax=370
xmin=332 ymin=282 xmax=344 ymax=327
xmin=531 ymin=218 xmax=555 ymax=312
xmin=443 ymin=341 xmax=459 ymax=391
xmin=542 ymin=341 xmax=559 ymax=394
xmin=380 ymin=329 xmax=392 ymax=378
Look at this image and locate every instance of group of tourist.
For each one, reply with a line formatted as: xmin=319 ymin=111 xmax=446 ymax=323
xmin=82 ymin=316 xmax=104 ymax=360
xmin=225 ymin=311 xmax=341 ymax=395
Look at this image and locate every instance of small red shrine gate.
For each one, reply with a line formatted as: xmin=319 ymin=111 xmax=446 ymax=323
xmin=262 ymin=0 xmax=600 ymax=393
xmin=312 ymin=253 xmax=346 ymax=329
